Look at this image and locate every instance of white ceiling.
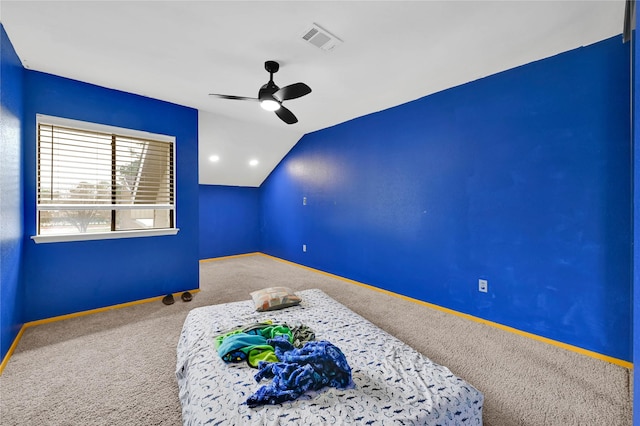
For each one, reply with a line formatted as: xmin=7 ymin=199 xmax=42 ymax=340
xmin=1 ymin=1 xmax=626 ymax=187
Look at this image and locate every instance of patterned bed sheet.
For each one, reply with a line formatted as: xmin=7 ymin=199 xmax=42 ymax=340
xmin=176 ymin=289 xmax=483 ymax=425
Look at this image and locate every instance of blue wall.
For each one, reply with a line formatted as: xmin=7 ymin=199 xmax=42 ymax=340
xmin=261 ymin=36 xmax=632 ymax=362
xmin=21 ymin=71 xmax=199 ymax=321
xmin=199 ymin=185 xmax=260 ymax=259
xmin=0 ymin=25 xmax=25 ymax=360
xmin=633 ymin=27 xmax=639 ymax=426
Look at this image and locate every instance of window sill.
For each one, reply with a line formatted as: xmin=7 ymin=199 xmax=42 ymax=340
xmin=31 ymin=228 xmax=179 ymax=244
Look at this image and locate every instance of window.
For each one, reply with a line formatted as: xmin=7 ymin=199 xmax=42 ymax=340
xmin=33 ymin=115 xmax=178 ymax=243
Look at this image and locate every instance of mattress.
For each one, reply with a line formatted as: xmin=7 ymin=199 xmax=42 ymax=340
xmin=176 ymin=289 xmax=483 ymax=425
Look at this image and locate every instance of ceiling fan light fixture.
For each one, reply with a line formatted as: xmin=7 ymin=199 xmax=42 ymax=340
xmin=260 ymin=99 xmax=281 ymax=111
xmin=210 ymin=60 xmax=309 ymax=124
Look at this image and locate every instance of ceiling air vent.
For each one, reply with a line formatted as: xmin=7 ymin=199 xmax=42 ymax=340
xmin=301 ymin=23 xmax=343 ymax=52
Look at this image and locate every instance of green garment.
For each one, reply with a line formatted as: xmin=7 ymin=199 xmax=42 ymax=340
xmin=214 ymin=322 xmax=293 ymax=367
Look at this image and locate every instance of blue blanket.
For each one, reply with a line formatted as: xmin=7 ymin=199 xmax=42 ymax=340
xmin=246 ymin=339 xmax=352 ymax=407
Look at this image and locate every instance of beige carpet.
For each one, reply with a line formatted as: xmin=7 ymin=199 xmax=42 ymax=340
xmin=0 ymin=254 xmax=632 ymax=425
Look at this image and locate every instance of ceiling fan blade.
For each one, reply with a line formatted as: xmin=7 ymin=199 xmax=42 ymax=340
xmin=273 ymin=83 xmax=311 ymax=102
xmin=209 ymin=94 xmax=258 ymax=101
xmin=275 ymin=105 xmax=298 ymax=124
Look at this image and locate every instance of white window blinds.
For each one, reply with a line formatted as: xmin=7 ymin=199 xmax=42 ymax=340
xmin=37 ymin=120 xmax=175 ymax=237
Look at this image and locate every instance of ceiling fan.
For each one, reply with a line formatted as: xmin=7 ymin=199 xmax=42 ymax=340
xmin=209 ymin=60 xmax=312 ymax=125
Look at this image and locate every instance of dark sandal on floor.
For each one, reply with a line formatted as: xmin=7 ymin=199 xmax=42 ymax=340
xmin=162 ymin=294 xmax=175 ymax=305
xmin=181 ymin=291 xmax=193 ymax=302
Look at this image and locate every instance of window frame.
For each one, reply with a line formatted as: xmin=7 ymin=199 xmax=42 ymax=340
xmin=32 ymin=114 xmax=179 ymax=244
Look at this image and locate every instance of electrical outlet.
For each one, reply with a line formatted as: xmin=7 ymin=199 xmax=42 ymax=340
xmin=303 ymin=197 xmax=307 ymax=206
xmin=478 ymin=279 xmax=488 ymax=293
xmin=303 ymin=244 xmax=307 ymax=252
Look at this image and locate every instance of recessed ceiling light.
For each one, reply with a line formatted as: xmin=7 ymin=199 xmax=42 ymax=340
xmin=209 ymin=155 xmax=220 ymax=162
xmin=249 ymin=159 xmax=259 ymax=167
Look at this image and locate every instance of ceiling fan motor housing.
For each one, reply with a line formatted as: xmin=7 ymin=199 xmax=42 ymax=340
xmin=259 ymin=81 xmax=280 ymax=101
xmin=260 ymin=61 xmax=281 ymax=101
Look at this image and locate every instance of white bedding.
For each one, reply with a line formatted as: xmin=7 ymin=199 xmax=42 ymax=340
xmin=176 ymin=289 xmax=483 ymax=425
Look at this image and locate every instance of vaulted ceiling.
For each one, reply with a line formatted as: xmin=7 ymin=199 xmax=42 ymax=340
xmin=1 ymin=1 xmax=626 ymax=186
